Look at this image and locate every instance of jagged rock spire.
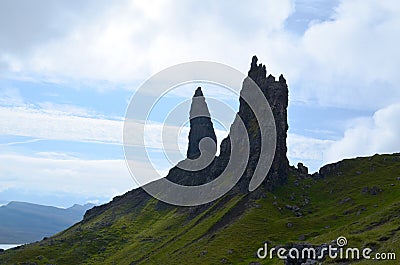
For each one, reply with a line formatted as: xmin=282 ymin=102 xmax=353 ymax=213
xmin=247 ymin=55 xmax=289 ymax=188
xmin=187 ymin=87 xmax=217 ymax=159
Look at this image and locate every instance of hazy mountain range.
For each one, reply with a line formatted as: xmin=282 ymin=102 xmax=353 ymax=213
xmin=0 ymin=201 xmax=94 ymax=244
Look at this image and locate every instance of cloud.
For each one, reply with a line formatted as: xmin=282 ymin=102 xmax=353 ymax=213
xmin=287 ymin=133 xmax=334 ymax=172
xmin=293 ymin=0 xmax=400 ymax=108
xmin=0 ymin=153 xmax=133 ymax=199
xmin=0 ymin=0 xmax=294 ymax=81
xmin=1 ymin=0 xmax=397 ymax=111
xmin=325 ymin=103 xmax=400 ymax=163
xmin=36 ymin=102 xmax=100 ymax=117
xmin=288 ymin=133 xmax=333 ymax=161
xmin=0 ymin=104 xmax=123 ymax=144
xmin=0 ymin=87 xmax=24 ymax=106
xmin=0 ymin=0 xmax=109 ymax=54
xmin=0 ymin=101 xmax=227 ymax=160
xmin=287 ymin=103 xmax=400 ymax=170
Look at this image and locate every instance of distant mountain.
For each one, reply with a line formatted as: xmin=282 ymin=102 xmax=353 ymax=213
xmin=0 ymin=201 xmax=94 ymax=244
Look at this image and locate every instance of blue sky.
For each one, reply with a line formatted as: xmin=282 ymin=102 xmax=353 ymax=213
xmin=0 ymin=0 xmax=399 ymax=207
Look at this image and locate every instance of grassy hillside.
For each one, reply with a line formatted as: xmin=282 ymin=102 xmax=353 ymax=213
xmin=1 ymin=153 xmax=399 ymax=264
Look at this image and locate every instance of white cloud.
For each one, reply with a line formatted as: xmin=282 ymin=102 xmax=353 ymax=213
xmin=293 ymin=0 xmax=400 ymax=108
xmin=1 ymin=0 xmax=397 ymax=110
xmin=287 ymin=104 xmax=400 ymax=170
xmin=36 ymin=102 xmax=100 ymax=118
xmin=0 ymin=87 xmax=24 ymax=106
xmin=0 ymin=153 xmax=133 ymax=199
xmin=288 ymin=133 xmax=333 ymax=161
xmin=286 ymin=133 xmax=334 ymax=172
xmin=0 ymin=101 xmax=227 ymax=160
xmin=0 ymin=104 xmax=123 ymax=144
xmin=325 ymin=103 xmax=400 ymax=163
xmin=0 ymin=0 xmax=109 ymax=54
xmin=0 ymin=0 xmax=294 ymax=81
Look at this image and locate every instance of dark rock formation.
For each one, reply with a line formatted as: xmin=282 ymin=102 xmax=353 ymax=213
xmin=317 ymin=161 xmax=342 ymax=178
xmin=164 ymin=87 xmax=217 ymax=187
xmin=297 ymin=163 xmax=308 ymax=175
xmin=248 ymin=56 xmax=289 ymax=188
xmin=362 ymin=186 xmax=382 ymax=195
xmin=166 ymin=56 xmax=289 ymax=193
xmin=86 ymin=55 xmax=291 ymax=217
xmin=186 ymin=87 xmax=217 ymax=159
xmin=215 ymin=56 xmax=289 ymax=192
xmin=165 ymin=56 xmax=289 ymax=193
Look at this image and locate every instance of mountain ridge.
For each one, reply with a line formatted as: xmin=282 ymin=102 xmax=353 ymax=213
xmin=0 ymin=201 xmax=94 ymax=244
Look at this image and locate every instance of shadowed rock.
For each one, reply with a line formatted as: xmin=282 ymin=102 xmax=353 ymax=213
xmin=187 ymin=87 xmax=217 ymax=159
xmin=215 ymin=55 xmax=289 ymax=192
xmin=161 ymin=56 xmax=289 ymax=195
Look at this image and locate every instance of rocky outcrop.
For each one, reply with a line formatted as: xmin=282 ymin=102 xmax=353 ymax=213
xmin=166 ymin=56 xmax=289 ymax=192
xmin=216 ymin=56 xmax=289 ymax=191
xmin=249 ymin=56 xmax=289 ymax=189
xmin=165 ymin=87 xmax=217 ymax=187
xmin=187 ymin=87 xmax=217 ymax=159
xmin=297 ymin=163 xmax=308 ymax=175
xmin=89 ymin=55 xmax=290 ymax=215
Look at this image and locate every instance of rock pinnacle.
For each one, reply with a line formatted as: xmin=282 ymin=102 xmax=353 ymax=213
xmin=186 ymin=87 xmax=217 ymax=159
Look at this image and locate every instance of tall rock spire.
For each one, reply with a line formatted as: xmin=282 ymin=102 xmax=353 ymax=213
xmin=216 ymin=55 xmax=289 ymax=192
xmin=247 ymin=55 xmax=289 ymax=188
xmin=186 ymin=87 xmax=217 ymax=159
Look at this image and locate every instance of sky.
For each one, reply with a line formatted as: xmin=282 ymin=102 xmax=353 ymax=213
xmin=0 ymin=0 xmax=399 ymax=207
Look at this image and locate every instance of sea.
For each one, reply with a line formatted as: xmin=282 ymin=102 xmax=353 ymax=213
xmin=0 ymin=244 xmax=22 ymax=250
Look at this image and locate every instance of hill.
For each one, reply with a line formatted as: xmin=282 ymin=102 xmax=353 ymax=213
xmin=0 ymin=202 xmax=94 ymax=244
xmin=0 ymin=154 xmax=399 ymax=264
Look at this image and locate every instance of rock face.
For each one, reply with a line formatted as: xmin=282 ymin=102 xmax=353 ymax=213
xmin=247 ymin=56 xmax=289 ymax=189
xmin=166 ymin=87 xmax=217 ymax=187
xmin=168 ymin=56 xmax=289 ymax=192
xmin=297 ymin=163 xmax=308 ymax=175
xmin=186 ymin=87 xmax=217 ymax=159
xmin=215 ymin=56 xmax=289 ymax=191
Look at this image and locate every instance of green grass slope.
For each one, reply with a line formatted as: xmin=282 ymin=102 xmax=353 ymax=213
xmin=1 ymin=153 xmax=399 ymax=264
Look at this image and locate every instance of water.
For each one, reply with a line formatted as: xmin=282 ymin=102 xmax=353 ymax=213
xmin=0 ymin=244 xmax=22 ymax=250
